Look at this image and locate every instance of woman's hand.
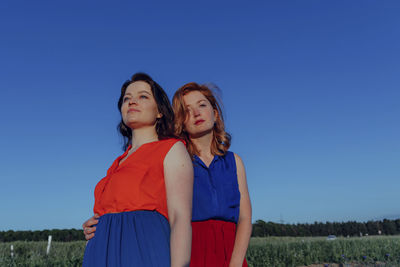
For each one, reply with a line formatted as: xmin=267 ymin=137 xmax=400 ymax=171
xmin=82 ymin=214 xmax=99 ymax=240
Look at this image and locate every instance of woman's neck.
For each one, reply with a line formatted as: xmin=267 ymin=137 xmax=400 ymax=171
xmin=190 ymin=132 xmax=213 ymax=158
xmin=131 ymin=126 xmax=159 ymax=149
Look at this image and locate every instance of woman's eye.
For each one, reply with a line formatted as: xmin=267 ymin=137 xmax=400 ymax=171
xmin=200 ymin=104 xmax=206 ymax=107
xmin=123 ymin=97 xmax=130 ymax=102
xmin=140 ymin=95 xmax=148 ymax=99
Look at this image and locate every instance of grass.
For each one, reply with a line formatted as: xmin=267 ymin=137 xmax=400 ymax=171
xmin=1 ymin=235 xmax=400 ymax=266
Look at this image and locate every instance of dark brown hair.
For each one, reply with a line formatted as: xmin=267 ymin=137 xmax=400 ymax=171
xmin=172 ymin=82 xmax=231 ymax=157
xmin=117 ymin=73 xmax=175 ymax=150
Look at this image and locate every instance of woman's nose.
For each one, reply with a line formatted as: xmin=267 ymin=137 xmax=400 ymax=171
xmin=192 ymin=108 xmax=200 ymax=116
xmin=129 ymin=98 xmax=138 ymax=105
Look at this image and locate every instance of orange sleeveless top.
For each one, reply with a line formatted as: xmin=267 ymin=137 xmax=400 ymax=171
xmin=93 ymin=138 xmax=181 ymax=220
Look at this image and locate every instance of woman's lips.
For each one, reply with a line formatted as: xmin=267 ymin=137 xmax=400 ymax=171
xmin=195 ymin=119 xmax=205 ymax=125
xmin=128 ymin=108 xmax=140 ymax=113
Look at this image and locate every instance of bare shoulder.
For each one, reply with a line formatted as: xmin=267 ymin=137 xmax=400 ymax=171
xmin=164 ymin=140 xmax=191 ymax=166
xmin=233 ymin=152 xmax=245 ymax=171
xmin=233 ymin=152 xmax=248 ymax=189
xmin=169 ymin=140 xmax=187 ymax=153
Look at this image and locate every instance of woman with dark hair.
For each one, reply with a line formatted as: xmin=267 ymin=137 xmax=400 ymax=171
xmin=83 ymin=81 xmax=251 ymax=266
xmin=82 ymin=73 xmax=193 ymax=267
xmin=173 ymin=83 xmax=252 ymax=267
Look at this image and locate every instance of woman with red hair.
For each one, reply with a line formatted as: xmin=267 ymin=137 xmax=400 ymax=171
xmin=172 ymin=83 xmax=252 ymax=267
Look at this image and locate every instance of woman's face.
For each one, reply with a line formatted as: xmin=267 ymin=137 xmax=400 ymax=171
xmin=183 ymin=90 xmax=216 ymax=138
xmin=121 ymin=81 xmax=161 ymax=130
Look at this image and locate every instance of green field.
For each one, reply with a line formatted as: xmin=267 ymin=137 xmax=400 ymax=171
xmin=247 ymin=236 xmax=400 ymax=266
xmin=1 ymin=236 xmax=400 ymax=266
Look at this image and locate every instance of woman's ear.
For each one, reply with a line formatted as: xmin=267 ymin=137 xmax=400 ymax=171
xmin=214 ymin=109 xmax=219 ymax=121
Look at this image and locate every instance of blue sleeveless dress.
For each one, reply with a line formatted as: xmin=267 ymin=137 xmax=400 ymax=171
xmin=190 ymin=151 xmax=247 ymax=267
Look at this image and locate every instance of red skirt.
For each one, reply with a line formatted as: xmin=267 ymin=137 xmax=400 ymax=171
xmin=190 ymin=220 xmax=248 ymax=267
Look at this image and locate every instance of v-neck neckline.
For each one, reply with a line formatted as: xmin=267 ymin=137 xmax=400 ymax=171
xmin=194 ymin=154 xmax=217 ymax=169
xmin=117 ymin=140 xmax=159 ymax=169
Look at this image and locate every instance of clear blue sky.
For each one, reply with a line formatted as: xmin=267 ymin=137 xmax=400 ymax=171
xmin=1 ymin=1 xmax=399 ymax=230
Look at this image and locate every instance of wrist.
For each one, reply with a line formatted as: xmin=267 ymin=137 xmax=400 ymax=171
xmin=229 ymin=259 xmax=243 ymax=267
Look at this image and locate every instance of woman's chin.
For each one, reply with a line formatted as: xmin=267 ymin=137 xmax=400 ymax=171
xmin=126 ymin=121 xmax=157 ymax=131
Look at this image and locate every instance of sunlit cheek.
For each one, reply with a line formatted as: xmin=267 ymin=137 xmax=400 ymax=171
xmin=121 ymin=102 xmax=129 ymax=111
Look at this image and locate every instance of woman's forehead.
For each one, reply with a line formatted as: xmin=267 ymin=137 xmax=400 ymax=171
xmin=183 ymin=91 xmax=207 ymax=105
xmin=125 ymin=81 xmax=152 ymax=94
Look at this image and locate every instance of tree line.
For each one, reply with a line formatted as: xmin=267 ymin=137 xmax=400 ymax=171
xmin=252 ymin=218 xmax=400 ymax=237
xmin=1 ymin=218 xmax=400 ymax=242
xmin=0 ymin=229 xmax=85 ymax=242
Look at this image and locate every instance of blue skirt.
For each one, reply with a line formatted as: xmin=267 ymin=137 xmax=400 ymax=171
xmin=83 ymin=210 xmax=171 ymax=267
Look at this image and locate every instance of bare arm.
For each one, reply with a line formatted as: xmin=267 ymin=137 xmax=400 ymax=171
xmin=82 ymin=214 xmax=99 ymax=240
xmin=230 ymin=153 xmax=252 ymax=267
xmin=164 ymin=141 xmax=193 ymax=267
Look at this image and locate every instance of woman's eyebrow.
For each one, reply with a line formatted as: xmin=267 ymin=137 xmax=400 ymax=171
xmin=137 ymin=90 xmax=152 ymax=95
xmin=185 ymin=99 xmax=206 ymax=108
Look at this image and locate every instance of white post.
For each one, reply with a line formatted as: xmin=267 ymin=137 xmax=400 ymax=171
xmin=46 ymin=235 xmax=52 ymax=255
xmin=10 ymin=244 xmax=14 ymax=258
